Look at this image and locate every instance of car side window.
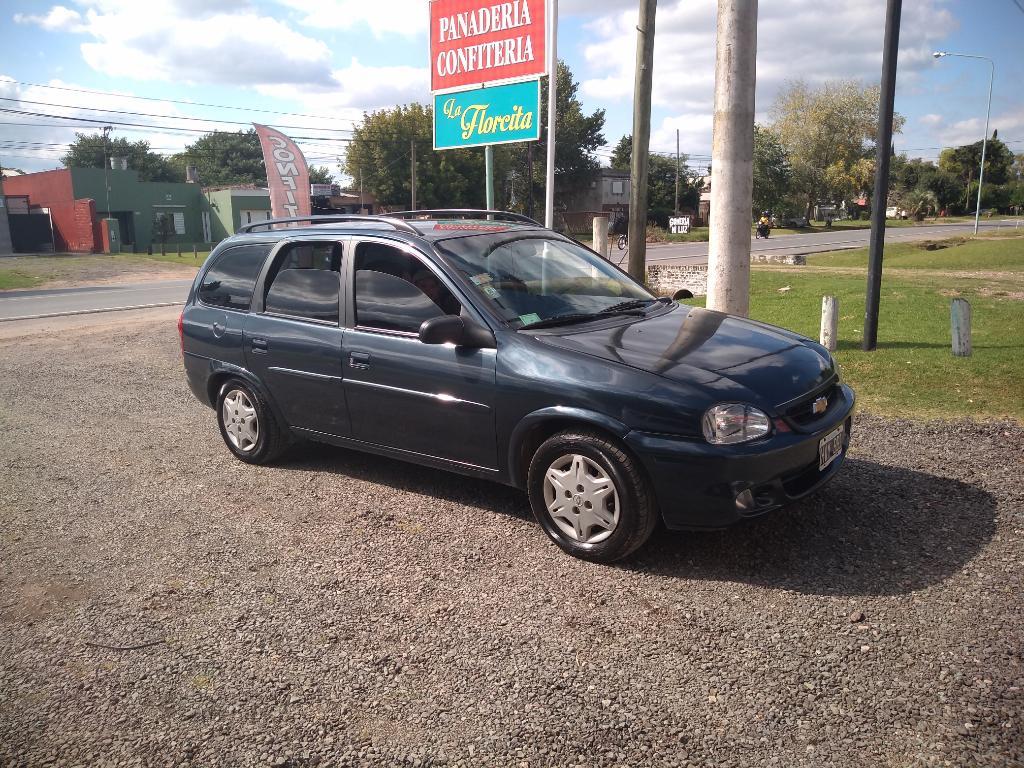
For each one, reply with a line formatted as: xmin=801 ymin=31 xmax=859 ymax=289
xmin=354 ymin=242 xmax=460 ymax=334
xmin=198 ymin=244 xmax=272 ymax=311
xmin=263 ymin=241 xmax=342 ymax=325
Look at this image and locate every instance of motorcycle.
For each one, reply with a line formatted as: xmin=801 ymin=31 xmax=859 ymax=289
xmin=755 ymin=222 xmax=771 ymax=239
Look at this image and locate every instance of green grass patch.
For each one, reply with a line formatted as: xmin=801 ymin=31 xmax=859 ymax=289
xmin=0 ymin=270 xmax=45 ymax=290
xmin=806 ymin=234 xmax=1024 ymax=271
xmin=682 ymin=234 xmax=1024 ymax=421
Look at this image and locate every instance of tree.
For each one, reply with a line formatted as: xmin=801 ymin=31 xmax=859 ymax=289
xmin=345 ymin=61 xmax=606 ymax=215
xmin=170 ymin=130 xmax=267 ymax=187
xmin=769 ymin=79 xmax=905 ymax=219
xmin=609 ymin=134 xmax=698 ymax=225
xmin=498 ymin=60 xmax=606 ymax=214
xmin=751 ymin=125 xmax=792 ymax=218
xmin=61 ymin=133 xmax=181 ymax=182
xmin=939 ymin=137 xmax=1015 ymax=187
xmin=309 ymin=166 xmax=334 ymax=185
xmin=344 ymin=103 xmax=487 ymax=209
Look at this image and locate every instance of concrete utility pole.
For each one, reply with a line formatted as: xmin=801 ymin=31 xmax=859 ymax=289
xmin=863 ymin=0 xmax=902 ymax=351
xmin=706 ymin=0 xmax=758 ymax=317
xmin=674 ymin=128 xmax=680 ymax=215
xmin=627 ymin=0 xmax=658 ymax=283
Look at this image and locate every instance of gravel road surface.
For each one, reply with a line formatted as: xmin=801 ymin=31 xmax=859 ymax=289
xmin=1 ymin=317 xmax=1021 ymax=767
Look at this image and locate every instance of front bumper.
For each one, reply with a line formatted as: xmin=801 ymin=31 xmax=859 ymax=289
xmin=625 ymin=383 xmax=855 ymax=530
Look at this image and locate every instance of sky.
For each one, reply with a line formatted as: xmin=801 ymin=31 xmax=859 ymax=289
xmin=1 ymin=0 xmax=1022 ymax=185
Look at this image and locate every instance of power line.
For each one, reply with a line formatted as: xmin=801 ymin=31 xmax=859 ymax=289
xmin=3 ymin=79 xmax=361 ymax=124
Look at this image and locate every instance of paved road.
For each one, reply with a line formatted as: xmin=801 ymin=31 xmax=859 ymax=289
xmin=612 ymin=220 xmax=1022 ymax=266
xmin=0 ymin=279 xmax=193 ymax=322
xmin=1 ymin=220 xmax=1020 ymax=321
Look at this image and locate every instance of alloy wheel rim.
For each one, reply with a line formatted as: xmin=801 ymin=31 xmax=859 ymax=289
xmin=222 ymin=389 xmax=259 ymax=453
xmin=542 ymin=453 xmax=619 ymax=544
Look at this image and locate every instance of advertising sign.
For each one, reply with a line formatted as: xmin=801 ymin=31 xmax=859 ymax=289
xmin=434 ymin=79 xmax=540 ymax=150
xmin=669 ymin=216 xmax=691 ymax=234
xmin=253 ymin=123 xmax=311 ymax=219
xmin=430 ymin=0 xmax=546 ymax=93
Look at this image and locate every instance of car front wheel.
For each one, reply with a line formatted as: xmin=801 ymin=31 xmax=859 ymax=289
xmin=216 ymin=379 xmax=288 ymax=464
xmin=527 ymin=430 xmax=658 ymax=563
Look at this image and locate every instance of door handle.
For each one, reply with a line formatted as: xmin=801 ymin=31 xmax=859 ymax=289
xmin=349 ymin=351 xmax=371 ymax=370
xmin=251 ymin=337 xmax=268 ymax=353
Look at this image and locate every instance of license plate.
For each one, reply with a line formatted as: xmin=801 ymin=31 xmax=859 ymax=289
xmin=818 ymin=425 xmax=845 ymax=471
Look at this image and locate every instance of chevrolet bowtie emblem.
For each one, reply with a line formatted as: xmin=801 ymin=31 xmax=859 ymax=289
xmin=812 ymin=396 xmax=828 ymax=415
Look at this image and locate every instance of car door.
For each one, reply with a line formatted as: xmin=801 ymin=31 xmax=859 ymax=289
xmin=243 ymin=238 xmax=350 ymax=437
xmin=342 ymin=237 xmax=497 ymax=469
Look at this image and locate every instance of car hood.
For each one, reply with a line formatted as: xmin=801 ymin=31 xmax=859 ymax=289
xmin=532 ymin=304 xmax=834 ymax=409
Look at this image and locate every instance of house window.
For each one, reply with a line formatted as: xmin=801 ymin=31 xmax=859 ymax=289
xmin=172 ymin=212 xmax=185 ymax=235
xmin=241 ymin=210 xmax=271 ymax=225
xmin=611 ymin=181 xmax=625 ymax=195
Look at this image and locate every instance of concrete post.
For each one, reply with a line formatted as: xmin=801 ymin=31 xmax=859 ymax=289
xmin=0 ymin=193 xmax=13 ymax=255
xmin=951 ymin=299 xmax=972 ymax=357
xmin=820 ymin=295 xmax=838 ymax=351
xmin=706 ymin=0 xmax=758 ymax=317
xmin=592 ymin=215 xmax=609 ymax=259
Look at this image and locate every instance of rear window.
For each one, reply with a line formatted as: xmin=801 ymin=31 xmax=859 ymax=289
xmin=198 ymin=244 xmax=272 ymax=311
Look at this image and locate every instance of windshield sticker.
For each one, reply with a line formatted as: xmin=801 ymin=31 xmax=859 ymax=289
xmin=482 ymin=285 xmax=500 ymax=298
xmin=470 ymin=272 xmax=493 ymax=285
xmin=518 ymin=312 xmax=541 ymax=326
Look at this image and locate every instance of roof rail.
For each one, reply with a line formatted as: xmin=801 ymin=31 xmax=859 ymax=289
xmin=388 ymin=209 xmax=543 ymax=226
xmin=236 ymin=214 xmax=419 ymax=235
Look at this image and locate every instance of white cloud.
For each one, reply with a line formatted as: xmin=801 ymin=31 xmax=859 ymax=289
xmin=21 ymin=1 xmax=335 ymax=87
xmin=933 ymin=106 xmax=1024 ymax=148
xmin=582 ymin=0 xmax=958 ymax=155
xmin=256 ymin=57 xmax=428 ymax=112
xmin=13 ymin=5 xmax=85 ymax=32
xmin=920 ymin=113 xmax=944 ymax=126
xmin=282 ymin=0 xmax=427 ymax=37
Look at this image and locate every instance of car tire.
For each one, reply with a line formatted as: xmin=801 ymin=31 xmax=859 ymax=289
xmin=527 ymin=430 xmax=658 ymax=563
xmin=216 ymin=379 xmax=288 ymax=465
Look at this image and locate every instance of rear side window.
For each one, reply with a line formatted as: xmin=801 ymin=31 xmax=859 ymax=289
xmin=266 ymin=269 xmax=340 ymax=324
xmin=198 ymin=244 xmax=271 ymax=311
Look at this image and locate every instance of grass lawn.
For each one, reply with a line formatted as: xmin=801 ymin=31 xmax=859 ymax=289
xmin=682 ymin=234 xmax=1024 ymax=421
xmin=0 ymin=252 xmax=205 ymax=290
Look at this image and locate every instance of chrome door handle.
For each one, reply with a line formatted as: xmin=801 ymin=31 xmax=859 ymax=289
xmin=349 ymin=351 xmax=371 ymax=370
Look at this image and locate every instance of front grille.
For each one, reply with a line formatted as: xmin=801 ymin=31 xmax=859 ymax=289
xmin=783 ymin=382 xmax=840 ymax=427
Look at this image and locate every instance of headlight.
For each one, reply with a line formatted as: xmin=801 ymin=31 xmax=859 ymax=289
xmin=702 ymin=403 xmax=772 ymax=445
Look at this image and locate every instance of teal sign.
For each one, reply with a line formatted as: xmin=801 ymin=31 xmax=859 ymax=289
xmin=434 ymin=79 xmax=540 ymax=151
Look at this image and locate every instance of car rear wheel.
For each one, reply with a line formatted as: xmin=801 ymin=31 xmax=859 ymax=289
xmin=216 ymin=379 xmax=288 ymax=464
xmin=527 ymin=430 xmax=658 ymax=563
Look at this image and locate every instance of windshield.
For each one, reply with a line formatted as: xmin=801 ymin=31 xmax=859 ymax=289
xmin=435 ymin=234 xmax=654 ymax=328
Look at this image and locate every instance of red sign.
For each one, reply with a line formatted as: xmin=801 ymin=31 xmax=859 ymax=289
xmin=430 ymin=0 xmax=546 ymax=93
xmin=253 ymin=123 xmax=311 ymax=220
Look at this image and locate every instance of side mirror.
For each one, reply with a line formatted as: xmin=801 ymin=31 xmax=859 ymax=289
xmin=672 ymin=288 xmax=694 ymax=301
xmin=418 ymin=315 xmax=496 ymax=348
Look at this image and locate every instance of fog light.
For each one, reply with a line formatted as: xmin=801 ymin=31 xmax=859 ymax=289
xmin=735 ymin=489 xmax=755 ymax=512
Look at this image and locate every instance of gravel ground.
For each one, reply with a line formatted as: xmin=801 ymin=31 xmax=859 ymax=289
xmin=1 ymin=318 xmax=1022 ymax=768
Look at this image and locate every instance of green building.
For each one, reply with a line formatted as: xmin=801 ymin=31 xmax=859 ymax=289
xmin=203 ymin=187 xmax=272 ymax=241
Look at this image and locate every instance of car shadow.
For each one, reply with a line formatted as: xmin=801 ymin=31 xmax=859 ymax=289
xmin=626 ymin=457 xmax=997 ymax=597
xmin=279 ymin=442 xmax=532 ymax=521
xmin=278 ymin=446 xmax=996 ymax=598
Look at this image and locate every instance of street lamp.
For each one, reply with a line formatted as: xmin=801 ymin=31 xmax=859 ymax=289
xmin=933 ymin=51 xmax=995 ymax=235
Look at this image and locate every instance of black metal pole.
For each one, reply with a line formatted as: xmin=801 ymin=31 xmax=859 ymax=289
xmin=863 ymin=0 xmax=902 ymax=351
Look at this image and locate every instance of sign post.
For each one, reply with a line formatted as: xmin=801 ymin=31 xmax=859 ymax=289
xmin=429 ymin=0 xmax=548 ymax=213
xmin=544 ymin=0 xmax=557 ymax=228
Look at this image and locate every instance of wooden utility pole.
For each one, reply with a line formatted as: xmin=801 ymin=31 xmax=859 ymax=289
xmin=706 ymin=0 xmax=758 ymax=317
xmin=627 ymin=0 xmax=658 ymax=282
xmin=862 ymin=0 xmax=902 ymax=350
xmin=410 ymin=140 xmax=417 ymax=210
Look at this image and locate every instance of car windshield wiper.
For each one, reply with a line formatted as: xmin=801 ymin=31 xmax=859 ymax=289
xmin=520 ymin=309 xmax=644 ymax=330
xmin=599 ymin=298 xmax=665 ymax=314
